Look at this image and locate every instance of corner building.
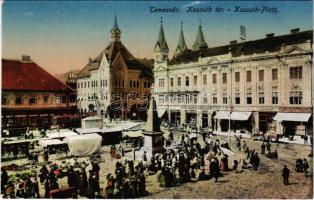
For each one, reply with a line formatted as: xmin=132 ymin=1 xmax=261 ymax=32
xmin=76 ymin=16 xmax=153 ymax=120
xmin=153 ymin=20 xmax=313 ymax=137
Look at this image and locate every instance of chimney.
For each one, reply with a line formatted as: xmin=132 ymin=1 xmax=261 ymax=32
xmin=21 ymin=55 xmax=31 ymax=62
xmin=88 ymin=57 xmax=92 ymax=63
xmin=230 ymin=40 xmax=237 ymax=45
xmin=266 ymin=33 xmax=274 ymax=38
xmin=290 ymin=28 xmax=300 ymax=34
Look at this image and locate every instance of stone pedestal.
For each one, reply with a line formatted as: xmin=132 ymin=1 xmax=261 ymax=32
xmin=139 ymin=131 xmax=165 ymax=160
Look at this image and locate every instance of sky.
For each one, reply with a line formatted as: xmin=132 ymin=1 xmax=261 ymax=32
xmin=2 ymin=0 xmax=313 ymax=75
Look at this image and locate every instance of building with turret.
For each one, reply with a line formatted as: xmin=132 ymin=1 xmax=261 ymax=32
xmin=153 ymin=19 xmax=313 ymax=137
xmin=76 ymin=16 xmax=153 ymax=120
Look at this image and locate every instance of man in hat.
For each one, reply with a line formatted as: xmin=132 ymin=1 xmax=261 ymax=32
xmin=282 ymin=165 xmax=290 ymax=185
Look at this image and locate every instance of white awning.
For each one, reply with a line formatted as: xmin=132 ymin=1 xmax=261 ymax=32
xmin=273 ymin=113 xmax=311 ymax=122
xmin=157 ymin=109 xmax=167 ymax=118
xmin=231 ymin=112 xmax=252 ymax=121
xmin=122 ymin=130 xmax=143 ymax=138
xmin=214 ymin=111 xmax=230 ymax=120
xmin=38 ymin=139 xmax=66 ymax=147
xmin=47 ymin=131 xmax=78 ymax=139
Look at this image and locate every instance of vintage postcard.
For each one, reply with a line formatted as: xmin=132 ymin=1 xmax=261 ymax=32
xmin=1 ymin=0 xmax=313 ymax=199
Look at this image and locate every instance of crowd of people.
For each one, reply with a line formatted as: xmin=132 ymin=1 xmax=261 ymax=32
xmin=1 ymin=129 xmax=312 ymax=198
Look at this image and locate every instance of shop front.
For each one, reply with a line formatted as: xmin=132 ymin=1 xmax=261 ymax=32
xmin=273 ymin=112 xmax=312 ymax=136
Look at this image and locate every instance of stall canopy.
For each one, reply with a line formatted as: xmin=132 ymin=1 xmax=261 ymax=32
xmin=273 ymin=113 xmax=311 ymax=122
xmin=47 ymin=131 xmax=78 ymax=139
xmin=122 ymin=130 xmax=143 ymax=138
xmin=38 ymin=139 xmax=66 ymax=147
xmin=64 ymin=133 xmax=102 ymax=157
xmin=231 ymin=112 xmax=252 ymax=121
xmin=214 ymin=111 xmax=230 ymax=120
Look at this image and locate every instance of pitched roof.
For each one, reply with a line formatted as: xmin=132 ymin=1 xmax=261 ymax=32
xmin=170 ymin=30 xmax=313 ymax=65
xmin=192 ymin=24 xmax=208 ymax=51
xmin=2 ymin=59 xmax=73 ymax=92
xmin=154 ymin=19 xmax=169 ymax=51
xmin=175 ymin=22 xmax=189 ymax=55
xmin=77 ymin=41 xmax=153 ymax=78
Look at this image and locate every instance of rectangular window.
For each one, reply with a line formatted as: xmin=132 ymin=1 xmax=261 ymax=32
xmin=212 ymin=74 xmax=217 ymax=84
xmin=259 ymin=70 xmax=264 ymax=81
xmin=29 ymin=96 xmax=37 ymax=105
xmin=185 ymin=76 xmax=189 ymax=86
xmin=289 ymin=66 xmax=302 ymax=80
xmin=61 ymin=96 xmax=66 ymax=104
xmin=105 ymin=80 xmax=107 ymax=86
xmin=235 ymin=72 xmax=240 ymax=83
xmin=235 ymin=93 xmax=240 ymax=104
xmin=84 ymin=82 xmax=86 ymax=88
xmin=246 ymin=71 xmax=251 ymax=82
xmin=55 ymin=96 xmax=61 ymax=104
xmin=213 ymin=94 xmax=217 ymax=104
xmin=159 ymin=78 xmax=165 ymax=87
xmin=186 ymin=94 xmax=190 ymax=104
xmin=223 ymin=94 xmax=228 ymax=104
xmin=272 ymin=92 xmax=278 ymax=104
xmin=194 ymin=76 xmax=197 ymax=85
xmin=290 ymin=91 xmax=302 ymax=104
xmin=144 ymin=82 xmax=147 ymax=88
xmin=136 ymin=81 xmax=139 ymax=88
xmin=43 ymin=96 xmax=49 ymax=104
xmin=178 ymin=77 xmax=181 ymax=86
xmin=129 ymin=80 xmax=132 ymax=87
xmin=272 ymin=69 xmax=278 ymax=81
xmin=158 ymin=95 xmax=165 ymax=104
xmin=203 ymin=74 xmax=207 ymax=85
xmin=15 ymin=96 xmax=22 ymax=105
xmin=222 ymin=73 xmax=227 ymax=84
xmin=193 ymin=95 xmax=197 ymax=104
xmin=259 ymin=93 xmax=265 ymax=104
xmin=170 ymin=78 xmax=174 ymax=87
xmin=246 ymin=93 xmax=252 ymax=104
xmin=2 ymin=96 xmax=7 ymax=105
xmin=77 ymin=82 xmax=80 ymax=88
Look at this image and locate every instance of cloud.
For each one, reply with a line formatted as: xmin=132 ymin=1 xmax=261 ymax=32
xmin=183 ymin=1 xmax=203 ymax=8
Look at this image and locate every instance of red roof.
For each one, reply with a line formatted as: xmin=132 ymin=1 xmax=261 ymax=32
xmin=2 ymin=59 xmax=73 ymax=92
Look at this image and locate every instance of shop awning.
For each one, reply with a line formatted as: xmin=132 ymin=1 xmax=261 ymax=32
xmin=231 ymin=112 xmax=252 ymax=121
xmin=157 ymin=109 xmax=167 ymax=118
xmin=273 ymin=113 xmax=311 ymax=122
xmin=214 ymin=111 xmax=230 ymax=120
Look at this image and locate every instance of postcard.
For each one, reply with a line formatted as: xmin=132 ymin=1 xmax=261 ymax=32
xmin=1 ymin=0 xmax=313 ymax=199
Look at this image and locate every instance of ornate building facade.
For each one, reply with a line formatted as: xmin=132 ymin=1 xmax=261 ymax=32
xmin=153 ymin=20 xmax=313 ymax=136
xmin=2 ymin=56 xmax=77 ymax=134
xmin=76 ymin=16 xmax=153 ymax=120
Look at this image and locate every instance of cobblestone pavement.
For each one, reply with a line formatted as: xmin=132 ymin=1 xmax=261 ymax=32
xmin=2 ymin=132 xmax=313 ymax=199
xmin=145 ymin=133 xmax=313 ymax=199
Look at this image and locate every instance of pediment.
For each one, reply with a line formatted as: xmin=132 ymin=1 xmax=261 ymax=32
xmin=154 ymin=65 xmax=167 ymax=72
xmin=284 ymin=45 xmax=305 ymax=54
xmin=207 ymin=57 xmax=220 ymax=64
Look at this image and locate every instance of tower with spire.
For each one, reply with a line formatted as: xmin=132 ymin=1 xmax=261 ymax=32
xmin=192 ymin=19 xmax=208 ymax=51
xmin=111 ymin=14 xmax=121 ymax=42
xmin=154 ymin=17 xmax=169 ymax=62
xmin=175 ymin=21 xmax=189 ymax=56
